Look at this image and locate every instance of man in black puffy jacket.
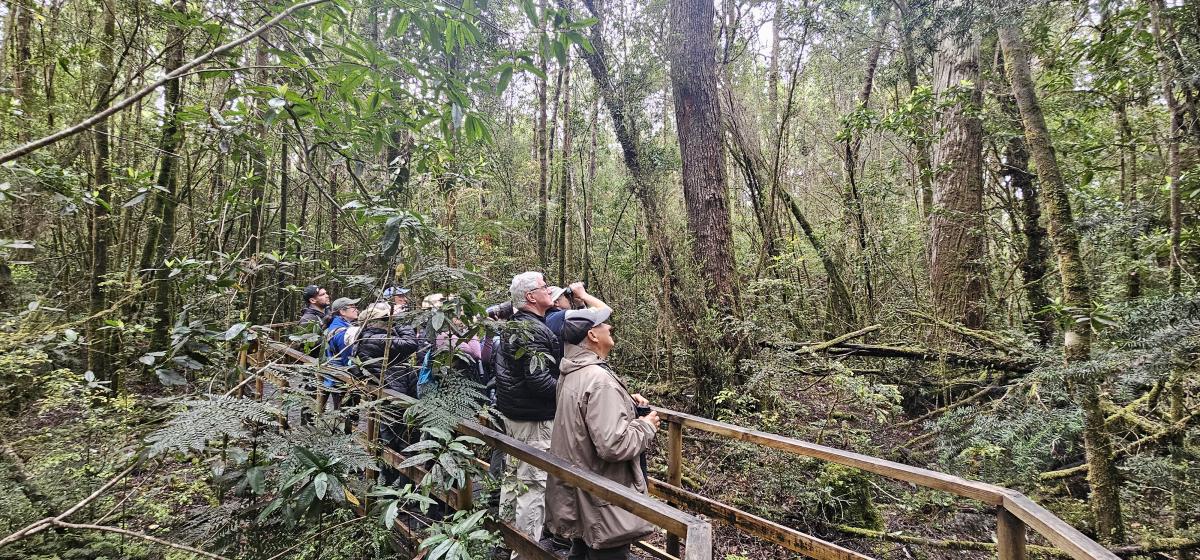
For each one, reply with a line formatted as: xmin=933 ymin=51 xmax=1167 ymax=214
xmin=495 ymin=271 xmax=561 ymax=556
xmin=354 ymin=302 xmax=422 ymax=482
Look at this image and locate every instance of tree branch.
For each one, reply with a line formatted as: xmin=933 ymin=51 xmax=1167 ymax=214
xmin=0 ymin=0 xmax=330 ymax=165
xmin=49 ymin=520 xmax=227 ymax=560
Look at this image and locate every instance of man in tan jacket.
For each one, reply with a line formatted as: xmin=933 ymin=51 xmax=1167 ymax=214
xmin=545 ymin=308 xmax=660 ymax=559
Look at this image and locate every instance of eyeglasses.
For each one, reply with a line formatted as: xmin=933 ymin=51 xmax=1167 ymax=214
xmin=526 ymin=285 xmax=551 ymax=294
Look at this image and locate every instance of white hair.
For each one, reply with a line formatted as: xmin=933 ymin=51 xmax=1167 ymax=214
xmin=510 ymin=271 xmax=543 ymax=309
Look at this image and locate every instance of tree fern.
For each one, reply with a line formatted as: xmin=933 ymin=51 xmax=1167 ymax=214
xmin=146 ymin=395 xmax=281 ymax=456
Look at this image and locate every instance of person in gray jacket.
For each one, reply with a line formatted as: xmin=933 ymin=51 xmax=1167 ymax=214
xmin=545 ymin=308 xmax=660 ymax=560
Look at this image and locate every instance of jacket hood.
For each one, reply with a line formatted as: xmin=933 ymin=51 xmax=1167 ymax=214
xmin=560 ymin=344 xmax=605 ymax=375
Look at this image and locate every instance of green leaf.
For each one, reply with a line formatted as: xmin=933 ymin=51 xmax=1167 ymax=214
xmin=246 ymin=466 xmax=266 ymax=494
xmin=383 ymin=500 xmax=399 ymax=528
xmin=221 ymin=322 xmax=247 ymax=341
xmin=496 ymin=67 xmax=513 ymax=93
xmin=313 ymin=472 xmax=329 ymax=500
xmin=398 ymin=453 xmax=436 ymax=469
xmin=520 ymin=0 xmax=538 ymax=25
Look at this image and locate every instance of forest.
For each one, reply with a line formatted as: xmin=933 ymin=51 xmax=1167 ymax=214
xmin=0 ymin=0 xmax=1198 ymax=558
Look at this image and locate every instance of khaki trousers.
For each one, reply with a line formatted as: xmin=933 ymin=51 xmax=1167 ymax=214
xmin=499 ymin=418 xmax=553 ymax=559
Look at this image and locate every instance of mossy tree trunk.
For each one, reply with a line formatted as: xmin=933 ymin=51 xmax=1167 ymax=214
xmin=999 ymin=23 xmax=1125 ymax=544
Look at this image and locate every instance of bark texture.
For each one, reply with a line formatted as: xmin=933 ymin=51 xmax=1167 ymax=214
xmin=669 ymin=0 xmax=738 ymax=311
xmin=999 ymin=24 xmax=1125 ymax=544
xmin=930 ymin=19 xmax=986 ymax=330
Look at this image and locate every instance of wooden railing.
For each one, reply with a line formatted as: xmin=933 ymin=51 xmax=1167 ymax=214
xmin=241 ymin=333 xmax=1118 ymax=560
xmin=651 ymin=408 xmax=1119 ymax=560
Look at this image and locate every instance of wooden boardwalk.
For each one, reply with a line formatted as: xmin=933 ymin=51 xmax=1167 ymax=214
xmin=241 ymin=335 xmax=1118 ymax=560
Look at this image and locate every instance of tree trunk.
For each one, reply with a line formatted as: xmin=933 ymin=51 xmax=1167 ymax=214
xmin=142 ymin=0 xmax=188 ymax=349
xmin=669 ymin=0 xmax=738 ymax=311
xmin=583 ymin=90 xmax=597 ymax=286
xmin=245 ymin=39 xmax=270 ymax=325
xmin=671 ymin=0 xmax=741 ymax=412
xmin=930 ymin=15 xmax=986 ymax=330
xmin=996 ymin=70 xmax=1052 ymax=345
xmin=767 ymin=1 xmax=780 ymax=128
xmin=88 ymin=0 xmax=117 ymax=385
xmin=893 ymin=0 xmax=934 ymax=219
xmin=277 ymin=134 xmax=289 ymax=322
xmin=558 ymin=40 xmax=572 ymax=284
xmin=999 ymin=24 xmax=1125 ymax=544
xmin=1148 ymin=0 xmax=1184 ymax=294
xmin=12 ymin=0 xmax=31 ymax=140
xmin=536 ymin=0 xmax=550 ymax=269
xmin=723 ymin=92 xmax=856 ymax=328
xmin=842 ymin=8 xmax=890 ymax=318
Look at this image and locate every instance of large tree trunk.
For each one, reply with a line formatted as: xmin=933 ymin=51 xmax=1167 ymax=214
xmin=999 ymin=24 xmax=1125 ymax=544
xmin=671 ymin=0 xmax=740 ymax=412
xmin=1148 ymin=0 xmax=1184 ymax=294
xmin=88 ymin=0 xmax=117 ymax=385
xmin=929 ymin=16 xmax=986 ymax=330
xmin=669 ymin=0 xmax=738 ymax=311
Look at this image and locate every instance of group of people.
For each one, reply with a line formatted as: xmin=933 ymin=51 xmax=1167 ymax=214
xmin=295 ymin=272 xmax=660 ymax=560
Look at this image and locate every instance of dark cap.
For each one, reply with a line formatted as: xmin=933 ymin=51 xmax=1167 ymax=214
xmin=560 ymin=307 xmax=612 ymax=345
xmin=302 ymin=284 xmax=322 ymax=301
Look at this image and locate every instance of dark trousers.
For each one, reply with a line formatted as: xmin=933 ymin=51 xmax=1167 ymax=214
xmin=568 ymin=539 xmax=630 ymax=560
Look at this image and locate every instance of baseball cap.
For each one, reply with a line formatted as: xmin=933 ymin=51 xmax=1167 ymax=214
xmin=330 ymin=297 xmax=360 ymax=313
xmin=382 ymin=286 xmax=410 ymax=299
xmin=302 ymin=284 xmax=322 ymax=301
xmin=548 ymin=286 xmax=568 ymax=302
xmin=560 ymin=307 xmax=612 ymax=345
xmin=359 ymin=302 xmax=395 ymax=323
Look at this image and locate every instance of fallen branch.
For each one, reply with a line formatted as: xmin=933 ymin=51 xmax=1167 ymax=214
xmin=1100 ymin=399 xmax=1163 ymax=434
xmin=49 ymin=521 xmax=227 ymax=560
xmin=0 ymin=460 xmax=139 ymax=548
xmin=803 ymin=324 xmax=881 ymax=354
xmin=0 ymin=0 xmax=330 ymax=165
xmin=833 ymin=524 xmax=1070 ymax=558
xmin=1109 ymin=536 xmax=1200 ymax=556
xmin=1041 ymin=408 xmax=1200 ymax=480
xmin=903 ymin=310 xmax=1015 ymax=349
xmin=897 ymin=380 xmax=1003 ymax=428
xmin=808 ymin=342 xmax=1039 ymax=373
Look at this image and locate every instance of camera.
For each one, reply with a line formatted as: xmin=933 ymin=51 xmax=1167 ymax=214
xmin=486 ymin=301 xmax=514 ymax=320
xmin=635 ymin=405 xmax=651 ymax=418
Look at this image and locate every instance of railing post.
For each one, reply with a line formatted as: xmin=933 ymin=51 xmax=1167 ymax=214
xmin=666 ymin=419 xmax=684 ymax=557
xmin=683 ymin=521 xmax=712 ymax=560
xmin=997 ymin=507 xmax=1027 ymax=560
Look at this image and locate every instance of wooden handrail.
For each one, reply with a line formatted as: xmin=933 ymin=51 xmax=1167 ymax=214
xmin=652 ymin=408 xmax=1119 ymax=560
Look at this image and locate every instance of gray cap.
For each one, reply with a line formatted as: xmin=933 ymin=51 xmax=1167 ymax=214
xmin=330 ymin=297 xmax=360 ymax=313
xmin=548 ymin=286 xmax=568 ymax=302
xmin=561 ymin=307 xmax=613 ymax=345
